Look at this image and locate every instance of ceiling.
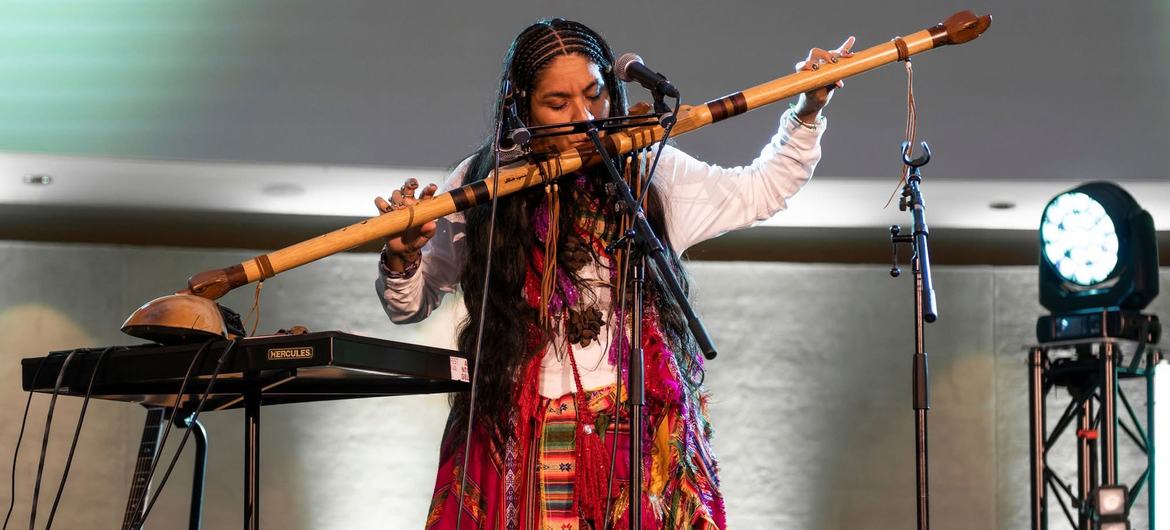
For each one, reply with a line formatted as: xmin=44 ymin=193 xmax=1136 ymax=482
xmin=3 ymin=150 xmax=1167 ymax=266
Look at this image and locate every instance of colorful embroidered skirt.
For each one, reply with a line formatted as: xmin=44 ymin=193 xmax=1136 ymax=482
xmin=424 ymin=385 xmax=725 ymax=530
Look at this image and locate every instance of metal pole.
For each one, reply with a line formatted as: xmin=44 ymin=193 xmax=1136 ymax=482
xmin=244 ymin=381 xmax=261 ymax=530
xmin=188 ymin=417 xmax=208 ymax=530
xmin=628 ymin=260 xmax=645 ymax=530
xmin=1029 ymin=346 xmax=1048 ymax=530
xmin=1147 ymin=350 xmax=1158 ymax=530
xmin=1102 ymin=342 xmax=1118 ymax=485
xmin=1077 ymin=389 xmax=1093 ymax=530
xmin=912 ymin=253 xmax=931 ymax=530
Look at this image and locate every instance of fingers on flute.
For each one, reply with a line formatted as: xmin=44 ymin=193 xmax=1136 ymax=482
xmin=420 ymin=183 xmax=438 ymax=200
xmin=405 ymin=220 xmax=437 ymax=248
xmin=417 ymin=185 xmax=438 ymax=240
xmin=384 ymin=181 xmax=435 ymax=215
xmin=797 ymin=47 xmax=825 ymax=71
xmin=802 ymin=47 xmax=852 ymax=71
xmin=837 ymin=36 xmax=856 ymax=56
xmin=419 ymin=220 xmax=438 ymax=240
xmin=796 ymin=37 xmax=856 ymax=72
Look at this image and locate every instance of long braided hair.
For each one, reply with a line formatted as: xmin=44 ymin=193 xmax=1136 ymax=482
xmin=449 ymin=18 xmax=699 ymax=448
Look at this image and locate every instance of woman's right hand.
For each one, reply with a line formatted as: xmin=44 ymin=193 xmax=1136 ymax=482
xmin=792 ymin=36 xmax=855 ymax=122
xmin=374 ymin=178 xmax=438 ymax=272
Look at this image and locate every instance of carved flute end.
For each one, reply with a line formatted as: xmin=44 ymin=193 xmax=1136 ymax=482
xmin=940 ymin=11 xmax=992 ymax=46
xmin=186 ymin=264 xmax=247 ymax=301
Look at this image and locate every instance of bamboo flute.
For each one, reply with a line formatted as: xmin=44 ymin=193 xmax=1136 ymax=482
xmin=182 ymin=10 xmax=990 ymax=301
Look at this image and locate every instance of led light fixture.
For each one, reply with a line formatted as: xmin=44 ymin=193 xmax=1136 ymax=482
xmin=1037 ymin=182 xmax=1160 ymax=343
xmin=1096 ymin=484 xmax=1130 ymax=529
xmin=1042 ymin=191 xmax=1119 ymax=286
xmin=1039 ymin=182 xmax=1158 ymax=314
xmin=1096 ymin=484 xmax=1128 ymax=516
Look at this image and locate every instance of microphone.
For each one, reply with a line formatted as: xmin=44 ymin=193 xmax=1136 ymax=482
xmin=615 ymin=53 xmax=679 ymax=98
xmin=498 ymin=120 xmax=529 ymax=163
xmin=497 ymin=82 xmax=530 ymax=162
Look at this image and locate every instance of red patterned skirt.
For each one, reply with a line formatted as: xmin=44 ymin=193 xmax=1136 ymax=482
xmin=424 ymin=385 xmax=725 ymax=530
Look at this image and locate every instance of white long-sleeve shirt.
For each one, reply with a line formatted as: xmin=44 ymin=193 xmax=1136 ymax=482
xmin=378 ymin=110 xmax=825 ymax=398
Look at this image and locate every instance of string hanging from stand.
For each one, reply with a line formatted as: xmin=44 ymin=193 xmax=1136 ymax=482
xmin=243 ymin=280 xmax=264 ymax=336
xmin=885 ymin=53 xmax=918 ymax=208
xmin=540 ymin=182 xmax=561 ymax=330
xmin=608 ymin=148 xmax=645 ymax=327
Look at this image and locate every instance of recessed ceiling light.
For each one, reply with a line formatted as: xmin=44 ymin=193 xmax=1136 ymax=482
xmin=23 ymin=174 xmax=52 ymax=185
xmin=261 ymin=182 xmax=305 ymax=196
xmin=989 ymin=201 xmax=1015 ymax=210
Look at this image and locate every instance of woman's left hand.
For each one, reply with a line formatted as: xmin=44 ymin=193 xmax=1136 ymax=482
xmin=792 ymin=36 xmax=855 ymax=123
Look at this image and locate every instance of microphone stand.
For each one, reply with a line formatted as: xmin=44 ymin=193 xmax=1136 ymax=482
xmin=519 ymin=104 xmax=714 ymax=530
xmin=888 ymin=141 xmax=938 ymax=530
xmin=582 ymin=124 xmax=716 ymax=530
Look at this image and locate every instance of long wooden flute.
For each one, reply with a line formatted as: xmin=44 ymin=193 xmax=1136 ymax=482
xmin=183 ymin=10 xmax=990 ymax=300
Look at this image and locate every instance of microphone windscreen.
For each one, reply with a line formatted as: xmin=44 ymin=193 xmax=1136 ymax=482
xmin=614 ymin=53 xmax=644 ymax=82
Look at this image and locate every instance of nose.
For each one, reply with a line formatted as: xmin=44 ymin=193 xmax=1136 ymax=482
xmin=571 ymin=99 xmax=594 ymax=122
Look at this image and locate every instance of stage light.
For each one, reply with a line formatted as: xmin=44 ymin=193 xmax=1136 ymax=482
xmin=1095 ymin=484 xmax=1130 ymax=529
xmin=1041 ymin=191 xmax=1119 ymax=286
xmin=1039 ymin=181 xmax=1158 ymax=313
xmin=1096 ymin=484 xmax=1127 ymax=516
xmin=1037 ymin=182 xmax=1160 ymax=343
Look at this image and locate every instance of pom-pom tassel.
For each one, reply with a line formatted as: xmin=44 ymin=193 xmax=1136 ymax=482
xmin=564 ymin=338 xmax=611 ymax=526
xmin=574 ymin=409 xmax=610 ymax=526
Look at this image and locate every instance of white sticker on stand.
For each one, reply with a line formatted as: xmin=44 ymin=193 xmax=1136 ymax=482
xmin=450 ymin=356 xmax=470 ymax=383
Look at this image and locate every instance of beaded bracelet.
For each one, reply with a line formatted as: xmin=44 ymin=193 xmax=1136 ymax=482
xmin=786 ymin=106 xmax=824 ymax=130
xmin=381 ymin=247 xmax=421 ymax=279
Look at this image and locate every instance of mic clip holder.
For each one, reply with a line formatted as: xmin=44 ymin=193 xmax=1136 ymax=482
xmin=523 ymin=112 xmax=671 ymax=141
xmin=889 ymin=140 xmax=938 ymax=323
xmin=652 ymin=90 xmax=675 ymax=128
xmin=496 ymin=80 xmax=532 ymax=163
xmin=604 ymin=228 xmax=636 ymax=256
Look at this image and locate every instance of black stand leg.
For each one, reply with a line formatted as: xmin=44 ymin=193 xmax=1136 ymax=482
xmin=188 ymin=417 xmax=208 ymax=530
xmin=244 ymin=383 xmax=260 ymax=530
xmin=1028 ymin=347 xmax=1047 ymax=530
xmin=912 ymin=255 xmax=930 ymax=530
xmin=628 ymin=261 xmax=645 ymax=530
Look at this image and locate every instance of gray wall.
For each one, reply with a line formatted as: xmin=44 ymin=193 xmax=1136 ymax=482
xmin=2 ymin=241 xmax=1164 ymax=528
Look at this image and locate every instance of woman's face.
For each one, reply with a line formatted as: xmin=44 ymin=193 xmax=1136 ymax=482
xmin=527 ymin=53 xmax=610 ymax=149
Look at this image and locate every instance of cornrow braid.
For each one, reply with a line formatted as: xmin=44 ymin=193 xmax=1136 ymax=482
xmin=506 ymin=18 xmax=621 ymax=124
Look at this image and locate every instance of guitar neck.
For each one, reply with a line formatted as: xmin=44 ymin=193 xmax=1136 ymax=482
xmin=121 ymin=407 xmax=166 ymax=530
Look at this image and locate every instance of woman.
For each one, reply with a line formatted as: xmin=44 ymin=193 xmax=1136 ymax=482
xmin=376 ymin=18 xmax=851 ymax=530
